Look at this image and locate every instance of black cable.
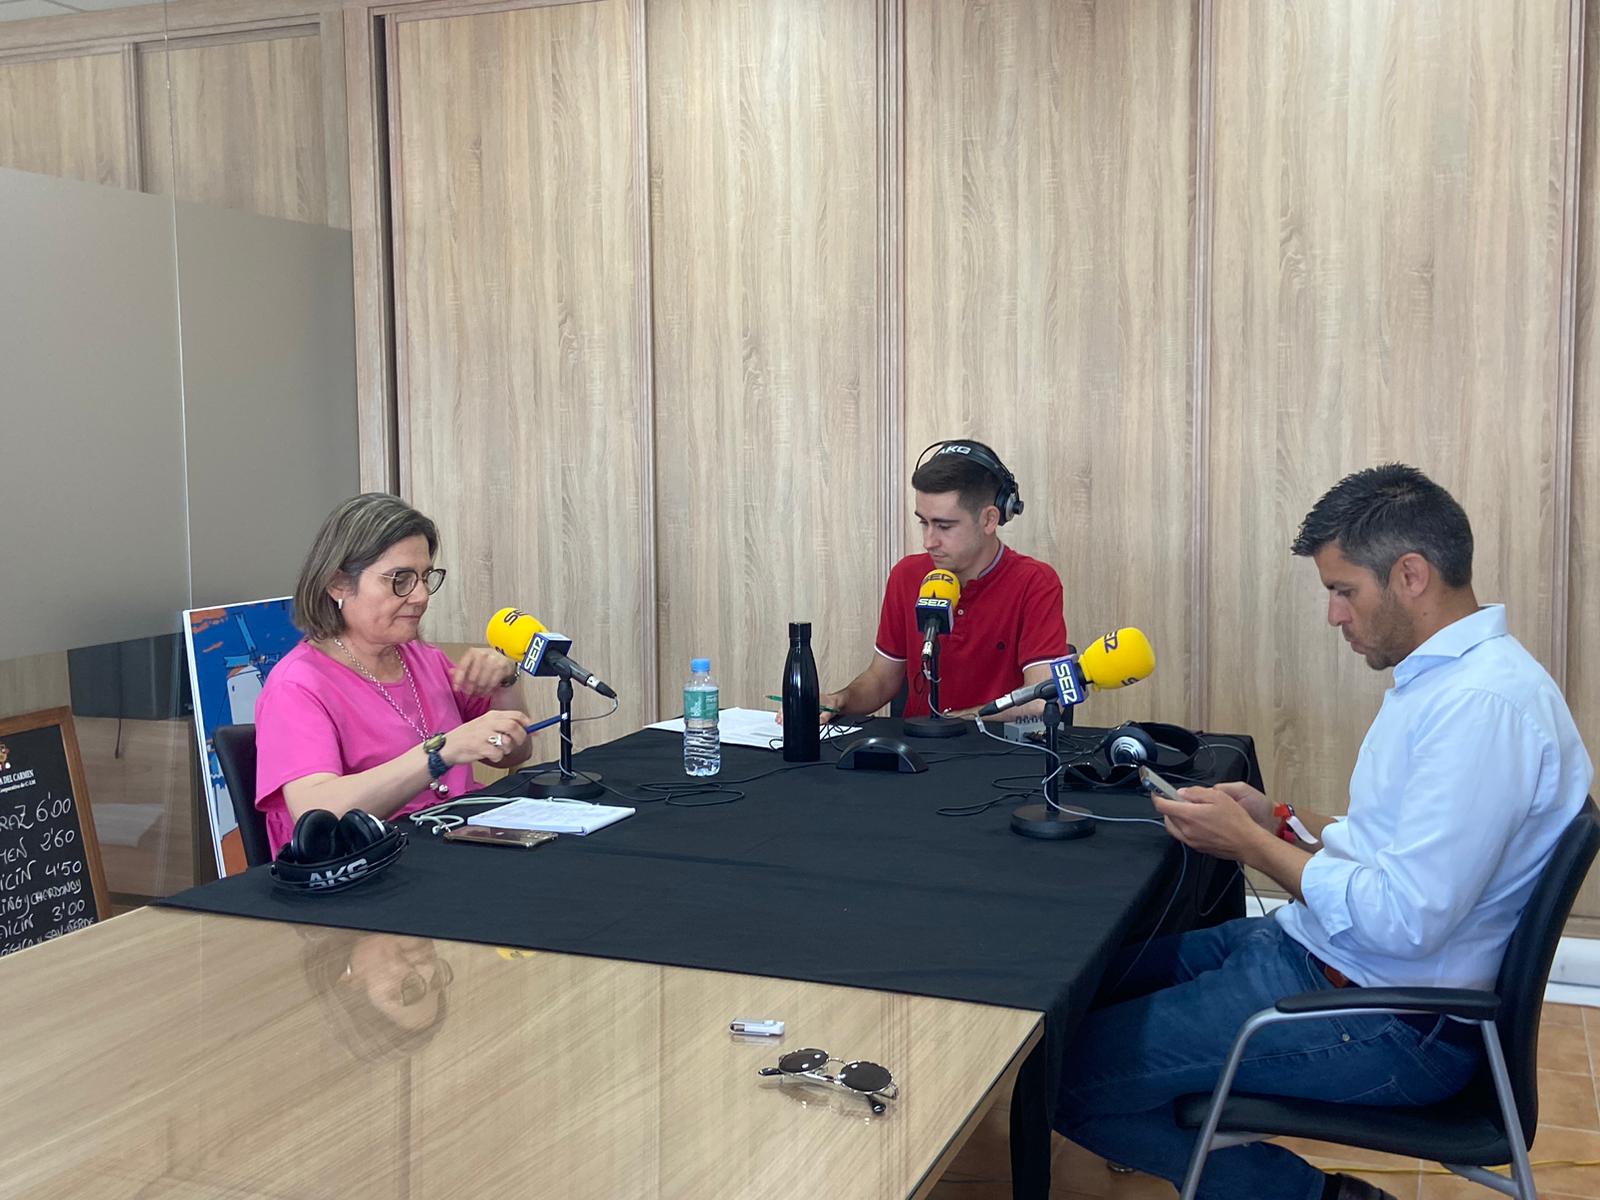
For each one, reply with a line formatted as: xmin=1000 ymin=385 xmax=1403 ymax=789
xmin=547 ymin=724 xmax=861 ymax=809
xmin=1103 ymin=843 xmax=1191 ymax=996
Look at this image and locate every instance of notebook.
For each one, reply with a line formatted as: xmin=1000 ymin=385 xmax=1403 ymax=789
xmin=468 ymin=798 xmax=635 ymax=837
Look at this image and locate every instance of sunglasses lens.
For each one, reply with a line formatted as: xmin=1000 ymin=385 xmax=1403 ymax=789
xmin=777 ymin=1048 xmax=829 ymax=1075
xmin=838 ymin=1060 xmax=893 ymax=1093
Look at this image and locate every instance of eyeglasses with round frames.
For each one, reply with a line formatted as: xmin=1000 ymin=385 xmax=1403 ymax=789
xmin=372 ymin=567 xmax=447 ymax=597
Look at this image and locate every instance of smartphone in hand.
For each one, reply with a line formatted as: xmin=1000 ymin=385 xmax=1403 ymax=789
xmin=1139 ymin=765 xmax=1192 ymax=804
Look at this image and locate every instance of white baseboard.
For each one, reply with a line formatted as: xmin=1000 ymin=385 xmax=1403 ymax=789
xmin=1242 ymin=896 xmax=1600 ymax=1008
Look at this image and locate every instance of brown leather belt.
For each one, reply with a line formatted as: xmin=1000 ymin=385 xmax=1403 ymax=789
xmin=1309 ymin=952 xmax=1357 ymax=989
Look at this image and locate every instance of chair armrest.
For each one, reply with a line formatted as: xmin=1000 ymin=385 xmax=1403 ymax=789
xmin=1276 ymin=987 xmax=1498 ymax=1021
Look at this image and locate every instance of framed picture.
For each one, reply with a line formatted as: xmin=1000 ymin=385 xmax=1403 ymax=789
xmin=183 ymin=598 xmax=301 ymax=875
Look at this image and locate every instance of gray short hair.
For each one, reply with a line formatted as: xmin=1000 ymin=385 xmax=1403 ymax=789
xmin=293 ymin=494 xmax=440 ymax=640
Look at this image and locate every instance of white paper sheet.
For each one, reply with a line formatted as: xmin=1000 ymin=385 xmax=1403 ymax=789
xmin=646 ymin=706 xmax=861 ymax=751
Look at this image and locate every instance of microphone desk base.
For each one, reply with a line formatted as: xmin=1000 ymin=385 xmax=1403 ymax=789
xmin=903 ymin=715 xmax=967 ymax=738
xmin=519 ymin=768 xmax=605 ymax=801
xmin=1010 ymin=802 xmax=1095 ymax=841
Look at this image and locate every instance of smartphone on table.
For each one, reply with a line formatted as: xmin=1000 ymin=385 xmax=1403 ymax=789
xmin=443 ymin=825 xmax=557 ymax=849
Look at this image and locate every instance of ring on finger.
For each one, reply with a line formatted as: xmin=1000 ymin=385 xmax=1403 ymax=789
xmin=488 ymin=733 xmax=504 ymax=748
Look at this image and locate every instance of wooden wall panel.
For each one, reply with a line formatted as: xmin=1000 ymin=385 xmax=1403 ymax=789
xmin=903 ymin=0 xmax=1197 ymax=726
xmin=1207 ymin=1 xmax=1570 ymax=817
xmin=0 ymin=652 xmax=71 ymax=721
xmin=140 ymin=29 xmax=339 ymax=226
xmin=1568 ymin=0 xmax=1600 ymax=921
xmin=391 ymin=0 xmax=649 ymax=746
xmin=0 ymin=50 xmax=136 ymax=188
xmin=648 ymin=0 xmax=882 ymax=713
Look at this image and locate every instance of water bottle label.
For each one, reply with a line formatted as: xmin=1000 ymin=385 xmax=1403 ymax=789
xmin=685 ymin=687 xmax=718 ymax=721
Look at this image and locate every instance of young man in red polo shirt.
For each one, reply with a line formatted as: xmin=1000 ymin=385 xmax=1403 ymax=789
xmin=821 ymin=440 xmax=1068 ymax=720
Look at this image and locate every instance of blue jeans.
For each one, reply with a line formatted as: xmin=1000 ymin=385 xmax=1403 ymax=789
xmin=1053 ymin=916 xmax=1483 ymax=1200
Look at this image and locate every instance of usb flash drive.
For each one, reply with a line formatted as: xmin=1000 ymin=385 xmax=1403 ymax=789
xmin=729 ymin=1019 xmax=784 ymax=1036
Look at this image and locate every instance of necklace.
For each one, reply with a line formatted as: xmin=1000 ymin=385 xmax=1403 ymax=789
xmin=333 ymin=638 xmax=450 ymax=796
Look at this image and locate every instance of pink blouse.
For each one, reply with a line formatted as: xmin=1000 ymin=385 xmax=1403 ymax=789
xmin=254 ymin=640 xmax=494 ymax=856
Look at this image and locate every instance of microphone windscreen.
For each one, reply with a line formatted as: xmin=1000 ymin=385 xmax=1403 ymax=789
xmin=486 ymin=607 xmax=546 ymax=659
xmin=917 ymin=569 xmax=961 ymax=605
xmin=1079 ymin=627 xmax=1155 ymax=691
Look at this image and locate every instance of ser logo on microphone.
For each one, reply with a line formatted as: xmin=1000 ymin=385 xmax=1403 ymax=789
xmin=522 ymin=632 xmax=555 ymax=677
xmin=1101 ymin=630 xmax=1120 ymax=651
xmin=1051 ymin=658 xmax=1084 ymax=706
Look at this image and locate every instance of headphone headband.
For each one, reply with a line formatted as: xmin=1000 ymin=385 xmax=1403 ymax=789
xmin=271 ymin=809 xmax=407 ymax=894
xmin=915 ymin=439 xmax=1025 ymax=524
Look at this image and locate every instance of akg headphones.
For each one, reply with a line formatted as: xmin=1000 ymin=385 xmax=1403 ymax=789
xmin=915 ymin=440 xmax=1025 ymax=525
xmin=271 ymin=809 xmax=407 ymax=894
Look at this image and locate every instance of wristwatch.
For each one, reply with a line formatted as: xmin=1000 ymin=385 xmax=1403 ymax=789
xmin=499 ymin=669 xmax=520 ymax=689
xmin=423 ymin=733 xmax=449 ymax=781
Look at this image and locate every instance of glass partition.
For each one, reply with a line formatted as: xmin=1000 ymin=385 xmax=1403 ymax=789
xmin=0 ymin=0 xmax=361 ymax=910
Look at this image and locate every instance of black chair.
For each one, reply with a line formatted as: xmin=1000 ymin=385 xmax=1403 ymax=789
xmin=214 ymin=724 xmax=272 ymax=868
xmin=1175 ymin=796 xmax=1600 ymax=1200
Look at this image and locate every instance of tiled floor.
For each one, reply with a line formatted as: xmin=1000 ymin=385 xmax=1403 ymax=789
xmin=929 ymin=1002 xmax=1600 ymax=1199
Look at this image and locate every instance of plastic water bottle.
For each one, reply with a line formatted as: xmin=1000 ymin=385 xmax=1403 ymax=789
xmin=684 ymin=657 xmax=721 ymax=776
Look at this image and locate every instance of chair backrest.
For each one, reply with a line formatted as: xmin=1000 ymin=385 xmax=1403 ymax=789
xmin=1490 ymin=795 xmax=1600 ymax=1143
xmin=214 ymin=724 xmax=271 ymax=868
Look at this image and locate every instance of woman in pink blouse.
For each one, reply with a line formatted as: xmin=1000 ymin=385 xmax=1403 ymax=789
xmin=255 ymin=494 xmax=535 ymax=857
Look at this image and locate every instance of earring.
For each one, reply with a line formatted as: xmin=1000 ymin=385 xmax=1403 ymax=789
xmin=337 ymin=597 xmax=345 ymax=611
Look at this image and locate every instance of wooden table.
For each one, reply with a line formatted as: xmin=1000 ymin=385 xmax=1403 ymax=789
xmin=0 ymin=907 xmax=1041 ymax=1199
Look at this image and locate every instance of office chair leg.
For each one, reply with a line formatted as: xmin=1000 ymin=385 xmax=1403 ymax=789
xmin=1441 ymin=1165 xmax=1519 ymax=1197
xmin=1179 ymin=1009 xmax=1269 ymax=1200
xmin=1479 ymin=1022 xmax=1537 ymax=1200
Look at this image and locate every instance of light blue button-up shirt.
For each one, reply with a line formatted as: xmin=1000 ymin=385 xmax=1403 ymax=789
xmin=1275 ymin=605 xmax=1592 ymax=991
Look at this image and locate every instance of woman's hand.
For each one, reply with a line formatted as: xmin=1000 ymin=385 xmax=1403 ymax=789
xmin=453 ymin=647 xmax=519 ymax=697
xmin=443 ymin=710 xmax=533 ymax=766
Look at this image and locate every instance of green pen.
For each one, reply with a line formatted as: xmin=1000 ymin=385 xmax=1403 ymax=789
xmin=766 ymin=694 xmax=841 ymax=714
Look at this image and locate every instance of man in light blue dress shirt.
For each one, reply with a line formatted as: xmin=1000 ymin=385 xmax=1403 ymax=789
xmin=1053 ymin=465 xmax=1592 ymax=1200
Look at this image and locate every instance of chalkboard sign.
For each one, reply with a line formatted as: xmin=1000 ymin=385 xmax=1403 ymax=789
xmin=0 ymin=708 xmax=109 ymax=957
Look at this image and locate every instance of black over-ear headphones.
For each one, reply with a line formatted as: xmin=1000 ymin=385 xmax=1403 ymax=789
xmin=1056 ymin=722 xmax=1207 ymax=791
xmin=271 ymin=809 xmax=406 ymax=894
xmin=915 ymin=440 xmax=1025 ymax=525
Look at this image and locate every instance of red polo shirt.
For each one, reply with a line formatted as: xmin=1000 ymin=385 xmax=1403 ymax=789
xmin=874 ymin=546 xmax=1068 ymax=717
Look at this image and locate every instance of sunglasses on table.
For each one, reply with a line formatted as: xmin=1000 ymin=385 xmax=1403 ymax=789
xmin=758 ymin=1047 xmax=900 ymax=1114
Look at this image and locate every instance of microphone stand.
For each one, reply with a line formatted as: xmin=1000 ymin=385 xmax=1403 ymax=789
xmin=521 ymin=675 xmax=605 ymax=800
xmin=903 ymin=632 xmax=967 ymax=738
xmin=1010 ymin=696 xmax=1094 ymax=840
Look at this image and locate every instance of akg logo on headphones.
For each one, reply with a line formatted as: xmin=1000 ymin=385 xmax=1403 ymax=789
xmin=935 ymin=444 xmax=973 ymax=457
xmin=309 ymin=857 xmax=369 ymax=889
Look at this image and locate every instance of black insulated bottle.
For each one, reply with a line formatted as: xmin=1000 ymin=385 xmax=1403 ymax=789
xmin=781 ymin=622 xmax=820 ymax=762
